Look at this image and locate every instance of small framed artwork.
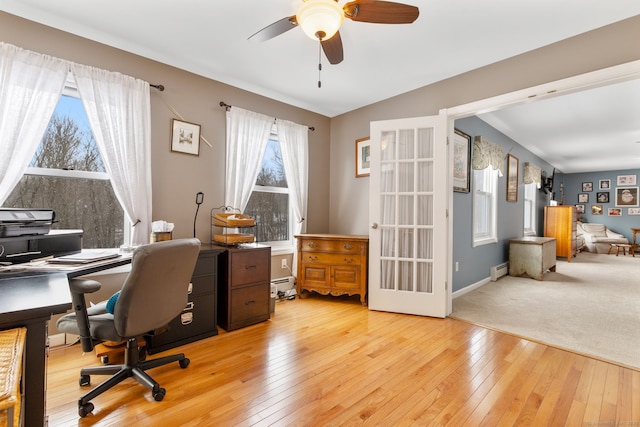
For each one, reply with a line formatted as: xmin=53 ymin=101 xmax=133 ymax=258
xmin=506 ymin=154 xmax=518 ymax=202
xmin=171 ymin=119 xmax=201 ymax=156
xmin=582 ymin=182 xmax=593 ymax=192
xmin=616 ymin=175 xmax=637 ymax=186
xmin=608 ymin=208 xmax=622 ymax=216
xmin=628 ymin=208 xmax=640 ymax=215
xmin=453 ymin=129 xmax=471 ymax=193
xmin=591 ymin=205 xmax=603 ymax=215
xmin=578 ymin=193 xmax=589 ymax=203
xmin=355 ymin=137 xmax=371 ymax=178
xmin=615 ymin=186 xmax=639 ymax=207
xmin=575 ymin=204 xmax=585 ymax=214
xmin=596 ymin=192 xmax=609 ymax=203
xmin=599 ymin=179 xmax=611 ymax=190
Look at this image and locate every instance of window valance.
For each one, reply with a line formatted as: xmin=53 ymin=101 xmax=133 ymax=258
xmin=472 ymin=136 xmax=504 ymax=176
xmin=523 ymin=162 xmax=542 ymax=188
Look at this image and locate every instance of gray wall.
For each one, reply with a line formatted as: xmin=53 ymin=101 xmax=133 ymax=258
xmin=451 ymin=117 xmax=553 ymax=291
xmin=556 ymin=169 xmax=640 ymax=242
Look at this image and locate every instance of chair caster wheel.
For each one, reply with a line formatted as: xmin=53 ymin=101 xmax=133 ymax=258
xmin=100 ymin=355 xmax=109 ymax=364
xmin=79 ymin=375 xmax=90 ymax=387
xmin=78 ymin=402 xmax=94 ymax=417
xmin=153 ymin=387 xmax=166 ymax=401
xmin=179 ymin=358 xmax=190 ymax=369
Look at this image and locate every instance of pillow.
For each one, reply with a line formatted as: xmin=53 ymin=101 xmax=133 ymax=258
xmin=106 ymin=291 xmax=120 ymax=314
xmin=581 ymin=223 xmax=607 ymax=237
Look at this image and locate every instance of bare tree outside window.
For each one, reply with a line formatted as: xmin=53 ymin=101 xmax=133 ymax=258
xmin=3 ymin=100 xmax=124 ymax=248
xmin=244 ymin=138 xmax=290 ymax=244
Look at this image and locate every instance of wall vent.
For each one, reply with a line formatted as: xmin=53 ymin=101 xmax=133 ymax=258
xmin=490 ymin=262 xmax=509 ymax=281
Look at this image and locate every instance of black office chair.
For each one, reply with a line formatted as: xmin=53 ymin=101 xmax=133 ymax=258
xmin=57 ymin=238 xmax=200 ymax=417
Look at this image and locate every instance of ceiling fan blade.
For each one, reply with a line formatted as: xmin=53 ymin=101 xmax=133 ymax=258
xmin=343 ymin=0 xmax=419 ymax=24
xmin=248 ymin=16 xmax=298 ymax=42
xmin=321 ymin=32 xmax=344 ymax=65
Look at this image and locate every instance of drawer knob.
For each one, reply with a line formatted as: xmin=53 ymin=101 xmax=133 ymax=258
xmin=245 ymin=265 xmax=257 ymax=270
xmin=308 ymin=242 xmax=318 ymax=248
xmin=344 ymin=244 xmax=353 ymax=250
xmin=245 ymin=300 xmax=256 ymax=306
xmin=308 ymin=255 xmax=318 ymax=261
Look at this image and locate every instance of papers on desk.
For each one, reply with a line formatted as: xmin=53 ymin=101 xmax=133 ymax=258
xmin=48 ymin=250 xmax=121 ymax=264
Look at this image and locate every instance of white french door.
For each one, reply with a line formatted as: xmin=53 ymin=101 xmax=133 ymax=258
xmin=368 ymin=114 xmax=449 ymax=317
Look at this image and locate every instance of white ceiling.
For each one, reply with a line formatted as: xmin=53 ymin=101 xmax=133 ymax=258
xmin=2 ymin=1 xmax=640 ymax=173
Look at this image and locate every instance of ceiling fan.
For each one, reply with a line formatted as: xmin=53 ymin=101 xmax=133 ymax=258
xmin=248 ymin=0 xmax=420 ymax=65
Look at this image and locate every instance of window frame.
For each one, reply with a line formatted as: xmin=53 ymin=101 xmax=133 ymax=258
xmin=15 ymin=73 xmax=130 ymax=247
xmin=523 ymin=182 xmax=537 ymax=236
xmin=472 ymin=166 xmax=499 ymax=247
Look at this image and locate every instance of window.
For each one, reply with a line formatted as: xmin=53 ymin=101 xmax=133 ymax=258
xmin=2 ymin=76 xmax=125 ymax=248
xmin=472 ymin=167 xmax=499 ymax=246
xmin=523 ymin=182 xmax=537 ymax=235
xmin=243 ymin=136 xmax=290 ymax=248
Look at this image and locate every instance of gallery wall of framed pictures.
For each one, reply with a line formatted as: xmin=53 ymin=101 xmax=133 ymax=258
xmin=574 ymin=174 xmax=639 ymax=218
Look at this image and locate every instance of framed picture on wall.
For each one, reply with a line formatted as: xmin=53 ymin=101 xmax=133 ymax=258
xmin=170 ymin=119 xmax=201 ymax=156
xmin=615 ymin=186 xmax=639 ymax=207
xmin=575 ymin=204 xmax=585 ymax=214
xmin=453 ymin=129 xmax=471 ymax=193
xmin=596 ymin=192 xmax=609 ymax=203
xmin=628 ymin=208 xmax=640 ymax=215
xmin=578 ymin=193 xmax=588 ymax=203
xmin=591 ymin=205 xmax=603 ymax=215
xmin=599 ymin=179 xmax=611 ymax=190
xmin=582 ymin=182 xmax=593 ymax=192
xmin=506 ymin=154 xmax=518 ymax=202
xmin=608 ymin=208 xmax=622 ymax=216
xmin=355 ymin=137 xmax=371 ymax=178
xmin=616 ymin=175 xmax=636 ymax=185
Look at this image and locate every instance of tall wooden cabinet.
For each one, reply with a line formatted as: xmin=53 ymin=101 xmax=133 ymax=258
xmin=216 ymin=244 xmax=271 ymax=331
xmin=295 ymin=234 xmax=369 ymax=304
xmin=544 ymin=206 xmax=577 ymax=262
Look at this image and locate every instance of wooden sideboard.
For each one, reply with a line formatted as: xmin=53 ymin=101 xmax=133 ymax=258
xmin=544 ymin=205 xmax=577 ymax=262
xmin=295 ymin=234 xmax=368 ymax=304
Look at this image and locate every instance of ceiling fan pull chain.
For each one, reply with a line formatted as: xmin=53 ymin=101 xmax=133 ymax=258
xmin=318 ymin=41 xmax=322 ymax=88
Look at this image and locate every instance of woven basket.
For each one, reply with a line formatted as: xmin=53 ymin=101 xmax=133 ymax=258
xmin=0 ymin=327 xmax=26 ymax=427
xmin=213 ymin=213 xmax=255 ymax=228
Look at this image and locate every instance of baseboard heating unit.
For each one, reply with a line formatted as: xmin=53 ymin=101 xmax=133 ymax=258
xmin=271 ymin=276 xmax=295 ymax=295
xmin=490 ymin=262 xmax=509 ymax=281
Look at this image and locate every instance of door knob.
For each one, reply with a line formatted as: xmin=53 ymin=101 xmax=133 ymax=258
xmin=371 ymin=223 xmax=378 ymax=229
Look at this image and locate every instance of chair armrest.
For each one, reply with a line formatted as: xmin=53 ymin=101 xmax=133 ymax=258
xmin=68 ymin=279 xmax=102 ymax=352
xmin=605 ymin=230 xmax=624 ymax=239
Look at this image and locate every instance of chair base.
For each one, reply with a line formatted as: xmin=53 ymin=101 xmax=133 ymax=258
xmin=77 ymin=337 xmax=189 ymax=417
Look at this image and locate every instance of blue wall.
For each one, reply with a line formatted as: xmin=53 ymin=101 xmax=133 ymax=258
xmin=555 ymin=169 xmax=640 ymax=242
xmin=452 ymin=116 xmax=554 ymax=292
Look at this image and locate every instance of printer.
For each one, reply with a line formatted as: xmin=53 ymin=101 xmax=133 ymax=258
xmin=0 ymin=208 xmax=55 ymax=237
xmin=0 ymin=209 xmax=82 ymax=264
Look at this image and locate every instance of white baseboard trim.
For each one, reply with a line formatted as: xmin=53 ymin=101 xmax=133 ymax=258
xmin=453 ymin=277 xmax=490 ymax=299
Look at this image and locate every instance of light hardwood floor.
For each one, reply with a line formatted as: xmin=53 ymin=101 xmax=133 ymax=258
xmin=46 ymin=294 xmax=640 ymax=426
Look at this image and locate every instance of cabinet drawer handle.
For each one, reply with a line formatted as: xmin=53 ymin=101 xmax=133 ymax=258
xmin=344 ymin=258 xmax=353 ymax=263
xmin=308 ymin=242 xmax=318 ymax=248
xmin=308 ymin=255 xmax=318 ymax=261
xmin=344 ymin=243 xmax=353 ymax=250
xmin=244 ymin=265 xmax=257 ymax=270
xmin=245 ymin=300 xmax=256 ymax=306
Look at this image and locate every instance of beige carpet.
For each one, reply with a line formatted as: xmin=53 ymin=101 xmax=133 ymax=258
xmin=451 ymin=251 xmax=640 ymax=370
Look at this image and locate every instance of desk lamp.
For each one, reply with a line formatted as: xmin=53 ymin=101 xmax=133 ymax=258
xmin=194 ymin=192 xmax=204 ymax=238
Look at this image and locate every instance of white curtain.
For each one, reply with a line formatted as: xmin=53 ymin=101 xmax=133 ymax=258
xmin=276 ymin=119 xmax=308 ymax=237
xmin=71 ymin=64 xmax=152 ymax=245
xmin=224 ymin=106 xmax=272 ymax=211
xmin=0 ymin=42 xmax=68 ymax=203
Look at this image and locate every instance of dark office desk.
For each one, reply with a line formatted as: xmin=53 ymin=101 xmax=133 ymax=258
xmin=0 ymin=254 xmax=131 ymax=427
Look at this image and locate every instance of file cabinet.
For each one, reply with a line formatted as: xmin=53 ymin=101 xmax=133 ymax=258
xmin=216 ymin=244 xmax=271 ymax=331
xmin=146 ymin=245 xmax=224 ymax=354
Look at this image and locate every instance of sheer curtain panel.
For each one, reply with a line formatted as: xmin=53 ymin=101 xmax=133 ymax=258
xmin=71 ymin=64 xmax=152 ymax=245
xmin=0 ymin=42 xmax=68 ymax=203
xmin=224 ymin=107 xmax=272 ymax=211
xmin=277 ymin=119 xmax=309 ymax=237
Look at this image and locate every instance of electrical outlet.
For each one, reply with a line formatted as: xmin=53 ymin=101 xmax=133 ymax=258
xmin=281 ymin=259 xmax=287 ymax=269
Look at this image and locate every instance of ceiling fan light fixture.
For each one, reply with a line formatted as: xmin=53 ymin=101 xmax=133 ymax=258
xmin=296 ymin=0 xmax=344 ymax=41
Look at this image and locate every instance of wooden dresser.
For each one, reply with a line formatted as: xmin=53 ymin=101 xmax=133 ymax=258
xmin=216 ymin=244 xmax=271 ymax=331
xmin=295 ymin=234 xmax=369 ymax=304
xmin=543 ymin=205 xmax=577 ymax=262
